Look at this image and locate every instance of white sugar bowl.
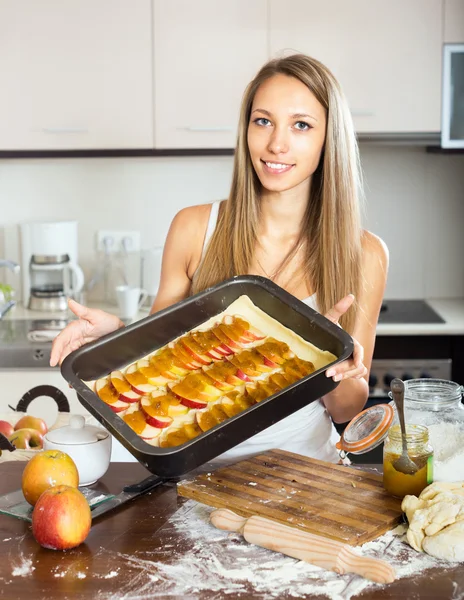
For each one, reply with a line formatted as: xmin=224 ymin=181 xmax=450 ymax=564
xmin=43 ymin=415 xmax=112 ymax=486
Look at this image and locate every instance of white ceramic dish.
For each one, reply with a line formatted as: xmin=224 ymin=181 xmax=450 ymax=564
xmin=43 ymin=414 xmax=111 ymax=486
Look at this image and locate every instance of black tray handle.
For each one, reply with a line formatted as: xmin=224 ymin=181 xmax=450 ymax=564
xmin=8 ymin=385 xmax=71 ymax=413
xmin=0 ymin=432 xmax=15 ymax=452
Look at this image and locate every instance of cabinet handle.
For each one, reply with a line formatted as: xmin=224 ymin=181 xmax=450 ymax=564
xmin=350 ymin=110 xmax=375 ymax=117
xmin=42 ymin=127 xmax=89 ymax=134
xmin=179 ymin=126 xmax=233 ymax=132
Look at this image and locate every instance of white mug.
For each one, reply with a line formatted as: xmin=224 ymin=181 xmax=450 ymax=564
xmin=115 ymin=285 xmax=148 ymax=320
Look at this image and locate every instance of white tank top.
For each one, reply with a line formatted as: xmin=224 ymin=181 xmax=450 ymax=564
xmin=201 ymin=201 xmax=340 ymax=466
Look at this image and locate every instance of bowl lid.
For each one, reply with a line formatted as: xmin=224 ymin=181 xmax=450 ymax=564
xmin=46 ymin=414 xmax=109 ymax=445
xmin=336 ymin=404 xmax=394 ymax=454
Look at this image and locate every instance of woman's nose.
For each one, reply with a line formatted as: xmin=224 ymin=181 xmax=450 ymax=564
xmin=267 ymin=127 xmax=289 ymax=155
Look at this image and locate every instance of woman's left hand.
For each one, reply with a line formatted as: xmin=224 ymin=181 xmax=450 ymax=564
xmin=323 ymin=294 xmax=368 ymax=383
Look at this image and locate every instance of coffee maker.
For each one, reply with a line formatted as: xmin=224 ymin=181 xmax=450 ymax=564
xmin=20 ymin=220 xmax=85 ymax=311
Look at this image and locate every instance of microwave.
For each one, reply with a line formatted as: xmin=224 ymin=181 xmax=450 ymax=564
xmin=441 ymin=44 xmax=464 ymax=149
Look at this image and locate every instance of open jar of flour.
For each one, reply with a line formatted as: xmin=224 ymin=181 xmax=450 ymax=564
xmin=389 ymin=378 xmax=464 ymax=483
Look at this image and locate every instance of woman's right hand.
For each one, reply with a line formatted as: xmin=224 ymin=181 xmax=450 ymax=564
xmin=50 ymin=298 xmax=124 ymax=366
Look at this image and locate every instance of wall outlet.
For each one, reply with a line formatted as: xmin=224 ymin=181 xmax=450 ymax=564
xmin=96 ymin=230 xmax=141 ymax=253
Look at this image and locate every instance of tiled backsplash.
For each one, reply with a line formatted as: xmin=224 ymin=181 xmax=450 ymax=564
xmin=1 ymin=146 xmax=463 ymax=300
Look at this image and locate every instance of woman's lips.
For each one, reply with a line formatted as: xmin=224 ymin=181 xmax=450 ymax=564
xmin=261 ymin=159 xmax=295 ymax=175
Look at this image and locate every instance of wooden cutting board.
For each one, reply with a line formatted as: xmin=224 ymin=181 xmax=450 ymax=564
xmin=177 ymin=449 xmax=404 ymax=546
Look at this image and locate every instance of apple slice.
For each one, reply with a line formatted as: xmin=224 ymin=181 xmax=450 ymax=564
xmin=150 ymin=348 xmax=190 ymax=378
xmin=223 ymin=315 xmax=265 ymax=343
xmin=136 ymin=359 xmax=172 ymax=386
xmin=160 ymin=428 xmax=190 ymax=448
xmin=146 ymin=413 xmax=173 ymax=429
xmin=282 ymin=356 xmax=316 ymax=380
xmin=123 ymin=409 xmax=161 ymax=439
xmin=183 ymin=422 xmax=202 ymax=440
xmin=178 ymin=396 xmax=208 ymax=410
xmin=221 ymin=397 xmax=242 ymax=418
xmin=110 ymin=371 xmax=142 ymax=403
xmin=255 ymin=338 xmax=294 ymax=365
xmin=124 ymin=363 xmax=158 ymax=394
xmin=196 ymin=410 xmax=218 ymax=433
xmin=169 ymin=341 xmax=203 ymax=370
xmin=180 ymin=333 xmax=213 ymax=365
xmin=95 ymin=377 xmax=130 ymax=412
xmin=171 ymin=372 xmax=222 ymax=403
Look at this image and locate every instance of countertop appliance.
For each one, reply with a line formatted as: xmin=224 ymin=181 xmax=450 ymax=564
xmin=20 ymin=220 xmax=84 ymax=311
xmin=442 ymin=43 xmax=464 ymax=149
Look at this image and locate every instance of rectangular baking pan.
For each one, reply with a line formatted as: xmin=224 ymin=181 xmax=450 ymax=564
xmin=61 ymin=275 xmax=354 ymax=478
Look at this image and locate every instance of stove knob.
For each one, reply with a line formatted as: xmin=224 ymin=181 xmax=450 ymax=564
xmin=402 ymin=373 xmax=414 ymax=381
xmin=384 ymin=373 xmax=395 ymax=389
xmin=420 ymin=372 xmax=432 ymax=379
xmin=368 ymin=373 xmax=378 ymax=389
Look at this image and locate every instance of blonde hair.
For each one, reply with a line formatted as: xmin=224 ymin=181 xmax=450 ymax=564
xmin=192 ymin=54 xmax=363 ymax=334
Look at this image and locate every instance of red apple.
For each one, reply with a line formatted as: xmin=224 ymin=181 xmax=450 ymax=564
xmin=0 ymin=420 xmax=14 ymax=438
xmin=32 ymin=485 xmax=91 ymax=550
xmin=14 ymin=415 xmax=48 ymax=436
xmin=21 ymin=449 xmax=79 ymax=506
xmin=122 ymin=408 xmax=162 ymax=440
xmin=9 ymin=428 xmax=44 ymax=450
xmin=110 ymin=370 xmax=142 ymax=403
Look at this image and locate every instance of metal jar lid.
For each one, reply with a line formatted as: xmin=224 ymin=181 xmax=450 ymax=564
xmin=336 ymin=403 xmax=395 ymax=455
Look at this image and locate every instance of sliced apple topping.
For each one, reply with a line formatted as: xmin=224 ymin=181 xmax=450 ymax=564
xmin=169 ymin=341 xmax=203 ymax=370
xmin=282 ymin=356 xmax=316 ymax=381
xmin=124 ymin=363 xmax=158 ymax=394
xmin=110 ymin=371 xmax=142 ymax=403
xmin=180 ymin=333 xmax=213 ymax=365
xmin=171 ymin=371 xmax=222 ymax=403
xmin=150 ymin=347 xmax=190 ymax=378
xmin=95 ymin=377 xmax=130 ymax=412
xmin=255 ymin=338 xmax=294 ymax=365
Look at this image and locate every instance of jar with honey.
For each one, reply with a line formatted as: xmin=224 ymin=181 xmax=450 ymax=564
xmin=382 ymin=424 xmax=434 ymax=497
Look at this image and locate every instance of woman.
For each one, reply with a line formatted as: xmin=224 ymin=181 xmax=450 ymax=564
xmin=51 ymin=54 xmax=388 ymax=463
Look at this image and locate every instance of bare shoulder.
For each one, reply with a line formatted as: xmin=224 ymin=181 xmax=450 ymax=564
xmin=361 ymin=230 xmax=389 ymax=271
xmin=166 ymin=203 xmax=216 ymax=278
xmin=170 ymin=203 xmax=213 ymax=233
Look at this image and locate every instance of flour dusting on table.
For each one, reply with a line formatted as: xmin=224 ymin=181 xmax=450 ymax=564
xmin=94 ymin=500 xmax=459 ymax=600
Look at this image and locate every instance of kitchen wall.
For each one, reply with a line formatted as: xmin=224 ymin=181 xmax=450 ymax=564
xmin=1 ymin=145 xmax=463 ymax=301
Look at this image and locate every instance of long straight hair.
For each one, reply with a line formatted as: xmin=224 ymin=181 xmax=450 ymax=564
xmin=192 ymin=54 xmax=363 ymax=334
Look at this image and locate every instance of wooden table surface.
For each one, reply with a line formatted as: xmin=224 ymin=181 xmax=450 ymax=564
xmin=0 ymin=461 xmax=463 ymax=599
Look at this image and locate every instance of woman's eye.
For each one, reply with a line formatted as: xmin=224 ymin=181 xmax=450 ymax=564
xmin=294 ymin=121 xmax=311 ymax=131
xmin=254 ymin=117 xmax=271 ymax=127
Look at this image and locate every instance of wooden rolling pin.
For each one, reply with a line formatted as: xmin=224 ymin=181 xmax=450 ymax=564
xmin=210 ymin=509 xmax=396 ymax=584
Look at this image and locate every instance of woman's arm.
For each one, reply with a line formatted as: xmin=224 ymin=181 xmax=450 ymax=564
xmin=322 ymin=232 xmax=389 ymax=423
xmin=150 ymin=204 xmax=212 ymax=313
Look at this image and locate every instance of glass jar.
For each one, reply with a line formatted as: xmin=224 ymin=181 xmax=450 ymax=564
xmin=337 ymin=378 xmax=464 ymax=484
xmin=389 ymin=379 xmax=464 ymax=483
xmin=383 ymin=424 xmax=434 ymax=498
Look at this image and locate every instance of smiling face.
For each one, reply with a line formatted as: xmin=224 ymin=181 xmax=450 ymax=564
xmin=247 ymin=73 xmax=327 ymax=195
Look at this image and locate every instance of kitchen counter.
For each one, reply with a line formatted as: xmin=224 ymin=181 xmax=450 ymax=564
xmin=4 ymin=298 xmax=464 ymax=336
xmin=0 ymin=461 xmax=463 ymax=599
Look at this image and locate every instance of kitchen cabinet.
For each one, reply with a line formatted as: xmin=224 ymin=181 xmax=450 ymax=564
xmin=0 ymin=0 xmax=153 ymax=150
xmin=269 ymin=0 xmax=442 ymax=133
xmin=445 ymin=0 xmax=464 ymax=42
xmin=153 ymin=0 xmax=268 ymax=149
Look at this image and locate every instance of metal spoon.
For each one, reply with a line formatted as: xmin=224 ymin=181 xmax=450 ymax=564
xmin=390 ymin=378 xmax=418 ymax=475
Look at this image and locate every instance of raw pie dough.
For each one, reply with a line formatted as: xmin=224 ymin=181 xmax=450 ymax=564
xmin=402 ymin=481 xmax=464 ymax=561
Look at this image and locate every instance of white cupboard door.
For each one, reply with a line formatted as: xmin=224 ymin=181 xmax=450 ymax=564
xmin=0 ymin=0 xmax=153 ymax=150
xmin=445 ymin=0 xmax=464 ymax=42
xmin=269 ymin=0 xmax=442 ymax=133
xmin=153 ymin=0 xmax=268 ymax=149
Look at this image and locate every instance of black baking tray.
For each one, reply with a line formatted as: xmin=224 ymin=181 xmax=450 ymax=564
xmin=61 ymin=275 xmax=354 ymax=478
